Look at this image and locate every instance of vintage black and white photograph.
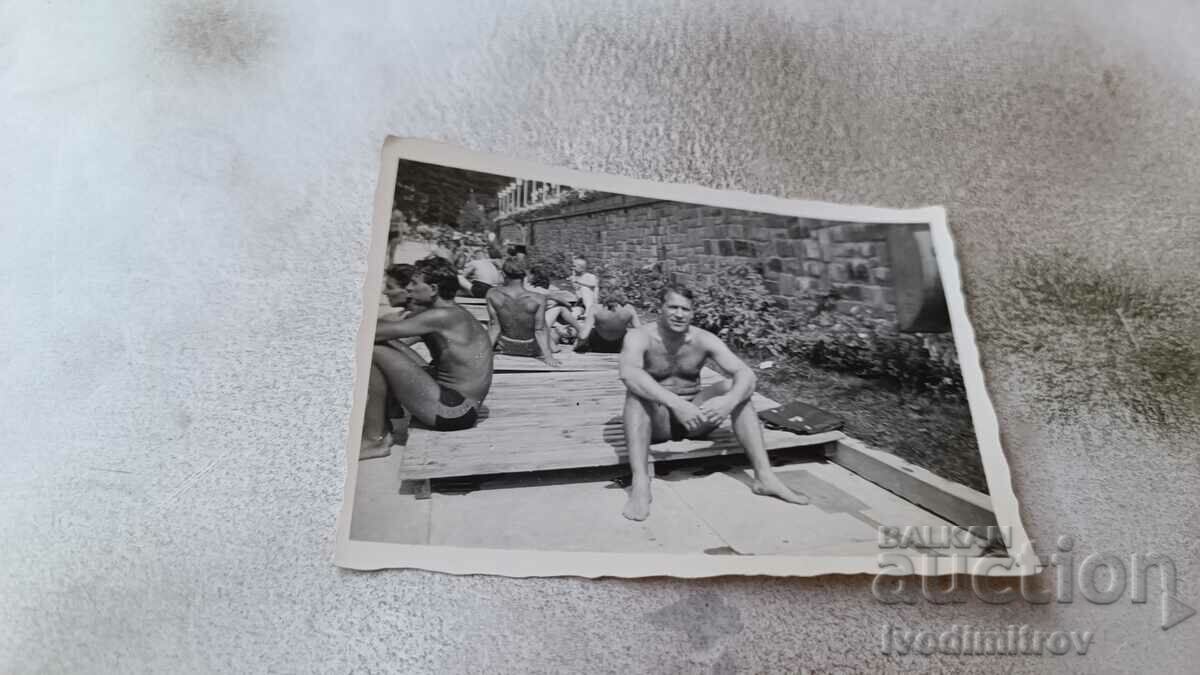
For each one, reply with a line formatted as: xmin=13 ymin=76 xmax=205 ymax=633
xmin=336 ymin=139 xmax=1032 ymax=577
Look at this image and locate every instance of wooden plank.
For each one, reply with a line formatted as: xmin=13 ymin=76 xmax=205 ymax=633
xmin=827 ymin=437 xmax=997 ymax=531
xmin=492 ymin=352 xmax=618 ymax=372
xmin=409 ymin=342 xmax=619 ymax=372
xmin=395 ymin=369 xmax=843 ymax=480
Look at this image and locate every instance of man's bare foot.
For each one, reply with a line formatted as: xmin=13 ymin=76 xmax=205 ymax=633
xmin=359 ymin=433 xmax=392 ymax=460
xmin=622 ymin=476 xmax=653 ymax=521
xmin=751 ymin=476 xmax=810 ymax=505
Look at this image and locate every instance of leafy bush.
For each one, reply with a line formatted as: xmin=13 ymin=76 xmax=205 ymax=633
xmin=598 ymin=261 xmax=667 ymax=312
xmin=599 ymin=259 xmax=965 ymax=397
xmin=527 ymin=250 xmax=575 ymax=284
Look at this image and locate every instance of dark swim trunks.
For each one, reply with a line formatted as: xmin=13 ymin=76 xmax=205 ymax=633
xmin=431 ymin=384 xmax=479 ymax=431
xmin=468 ymin=281 xmax=493 ymax=298
xmin=575 ymin=332 xmax=624 ymax=354
xmin=666 ymin=408 xmax=716 ymax=442
xmin=403 ymin=365 xmax=480 ymax=431
xmin=668 ymin=413 xmax=690 ymax=442
xmin=496 ymin=334 xmax=541 ymax=357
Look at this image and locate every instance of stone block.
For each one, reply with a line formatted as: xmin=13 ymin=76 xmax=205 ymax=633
xmin=775 ymin=240 xmax=793 ymax=257
xmin=728 ymin=224 xmax=744 ymax=239
xmin=794 ymin=276 xmax=818 ymax=294
xmin=803 ymin=260 xmax=826 ymax=277
xmin=734 ymin=239 xmax=753 ymax=256
xmin=789 ymin=218 xmax=819 ymax=238
xmin=765 ymin=214 xmax=790 ymax=228
xmin=829 ymin=262 xmax=850 ymax=282
xmin=831 ymin=243 xmax=857 ymax=258
xmin=803 ymin=239 xmax=822 ymax=260
xmin=717 ymin=239 xmax=734 ymax=256
xmin=779 ymin=273 xmax=796 ymax=295
xmin=833 ymin=283 xmax=863 ymax=301
xmin=764 ymin=280 xmax=779 ymax=294
xmin=766 ymin=257 xmax=783 ymax=272
xmin=850 ymin=261 xmax=871 ymax=282
xmin=772 ymin=296 xmax=792 ymax=310
xmin=785 ymin=259 xmax=805 ymax=275
xmin=744 ymin=215 xmax=768 ymax=230
xmin=713 ymin=224 xmax=729 ymax=238
xmin=873 ymin=266 xmax=891 ymax=283
xmin=703 ymin=207 xmax=723 ymax=217
xmin=846 ymin=223 xmax=885 ymax=242
xmin=817 ymin=229 xmax=834 ymax=262
xmin=864 ymin=285 xmax=894 ymax=307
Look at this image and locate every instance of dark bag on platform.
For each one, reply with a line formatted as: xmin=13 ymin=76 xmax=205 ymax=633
xmin=758 ymin=401 xmax=845 ymax=435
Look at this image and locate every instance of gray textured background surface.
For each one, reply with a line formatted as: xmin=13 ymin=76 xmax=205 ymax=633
xmin=3 ymin=1 xmax=1198 ymax=672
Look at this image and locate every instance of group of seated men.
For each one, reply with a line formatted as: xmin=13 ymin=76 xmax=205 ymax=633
xmin=362 ymin=253 xmax=809 ymax=521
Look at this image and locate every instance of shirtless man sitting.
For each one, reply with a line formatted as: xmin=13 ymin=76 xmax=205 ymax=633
xmin=618 ymin=284 xmax=810 ymax=520
xmin=457 ymin=249 xmax=504 ymax=298
xmin=485 ymin=257 xmax=561 ymax=367
xmin=575 ymin=282 xmax=640 ymax=353
xmin=360 ymin=256 xmax=495 ymax=460
xmin=569 ymin=255 xmax=599 ymax=314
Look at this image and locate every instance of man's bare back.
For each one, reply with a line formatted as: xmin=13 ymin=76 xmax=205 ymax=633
xmin=591 ymin=304 xmax=638 ymax=341
xmin=484 ymin=259 xmax=559 ymax=365
xmin=409 ymin=306 xmax=494 ymax=401
xmin=487 ymin=286 xmax=543 ymax=341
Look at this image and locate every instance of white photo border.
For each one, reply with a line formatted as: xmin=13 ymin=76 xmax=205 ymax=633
xmin=334 ymin=137 xmax=1037 ymax=578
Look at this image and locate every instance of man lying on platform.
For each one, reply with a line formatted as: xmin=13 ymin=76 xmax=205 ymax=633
xmin=526 ymin=265 xmax=583 ymax=349
xmin=574 ymin=281 xmax=640 ymax=354
xmin=485 ymin=257 xmax=561 ymax=367
xmin=361 ymin=256 xmax=495 ymax=460
xmin=618 ymin=284 xmax=810 ymax=520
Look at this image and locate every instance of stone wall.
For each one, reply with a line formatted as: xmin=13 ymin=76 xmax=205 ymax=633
xmin=514 ymin=194 xmax=906 ymax=318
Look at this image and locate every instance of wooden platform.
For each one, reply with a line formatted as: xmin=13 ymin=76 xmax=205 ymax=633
xmin=395 ymin=367 xmax=843 ymax=481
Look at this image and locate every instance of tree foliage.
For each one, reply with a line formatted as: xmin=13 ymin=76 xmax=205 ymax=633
xmin=393 ymin=160 xmax=510 ymax=229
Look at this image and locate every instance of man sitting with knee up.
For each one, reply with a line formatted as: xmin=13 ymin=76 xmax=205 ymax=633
xmin=617 ymin=284 xmax=809 ymax=520
xmin=485 ymin=257 xmax=561 ymax=367
xmin=360 ymin=256 xmax=495 ymax=460
xmin=575 ymin=280 xmax=640 ymax=354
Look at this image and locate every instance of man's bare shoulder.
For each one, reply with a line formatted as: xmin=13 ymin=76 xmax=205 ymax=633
xmin=688 ymin=326 xmax=725 ymax=350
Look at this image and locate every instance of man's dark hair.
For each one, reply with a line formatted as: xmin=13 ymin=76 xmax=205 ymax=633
xmin=601 ymin=280 xmax=628 ymax=310
xmin=658 ymin=283 xmax=695 ymax=305
xmin=413 ymin=256 xmax=460 ymax=300
xmin=528 ymin=265 xmax=550 ymax=289
xmin=385 ymin=263 xmax=414 ymax=287
xmin=501 ymin=256 xmax=527 ymax=279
